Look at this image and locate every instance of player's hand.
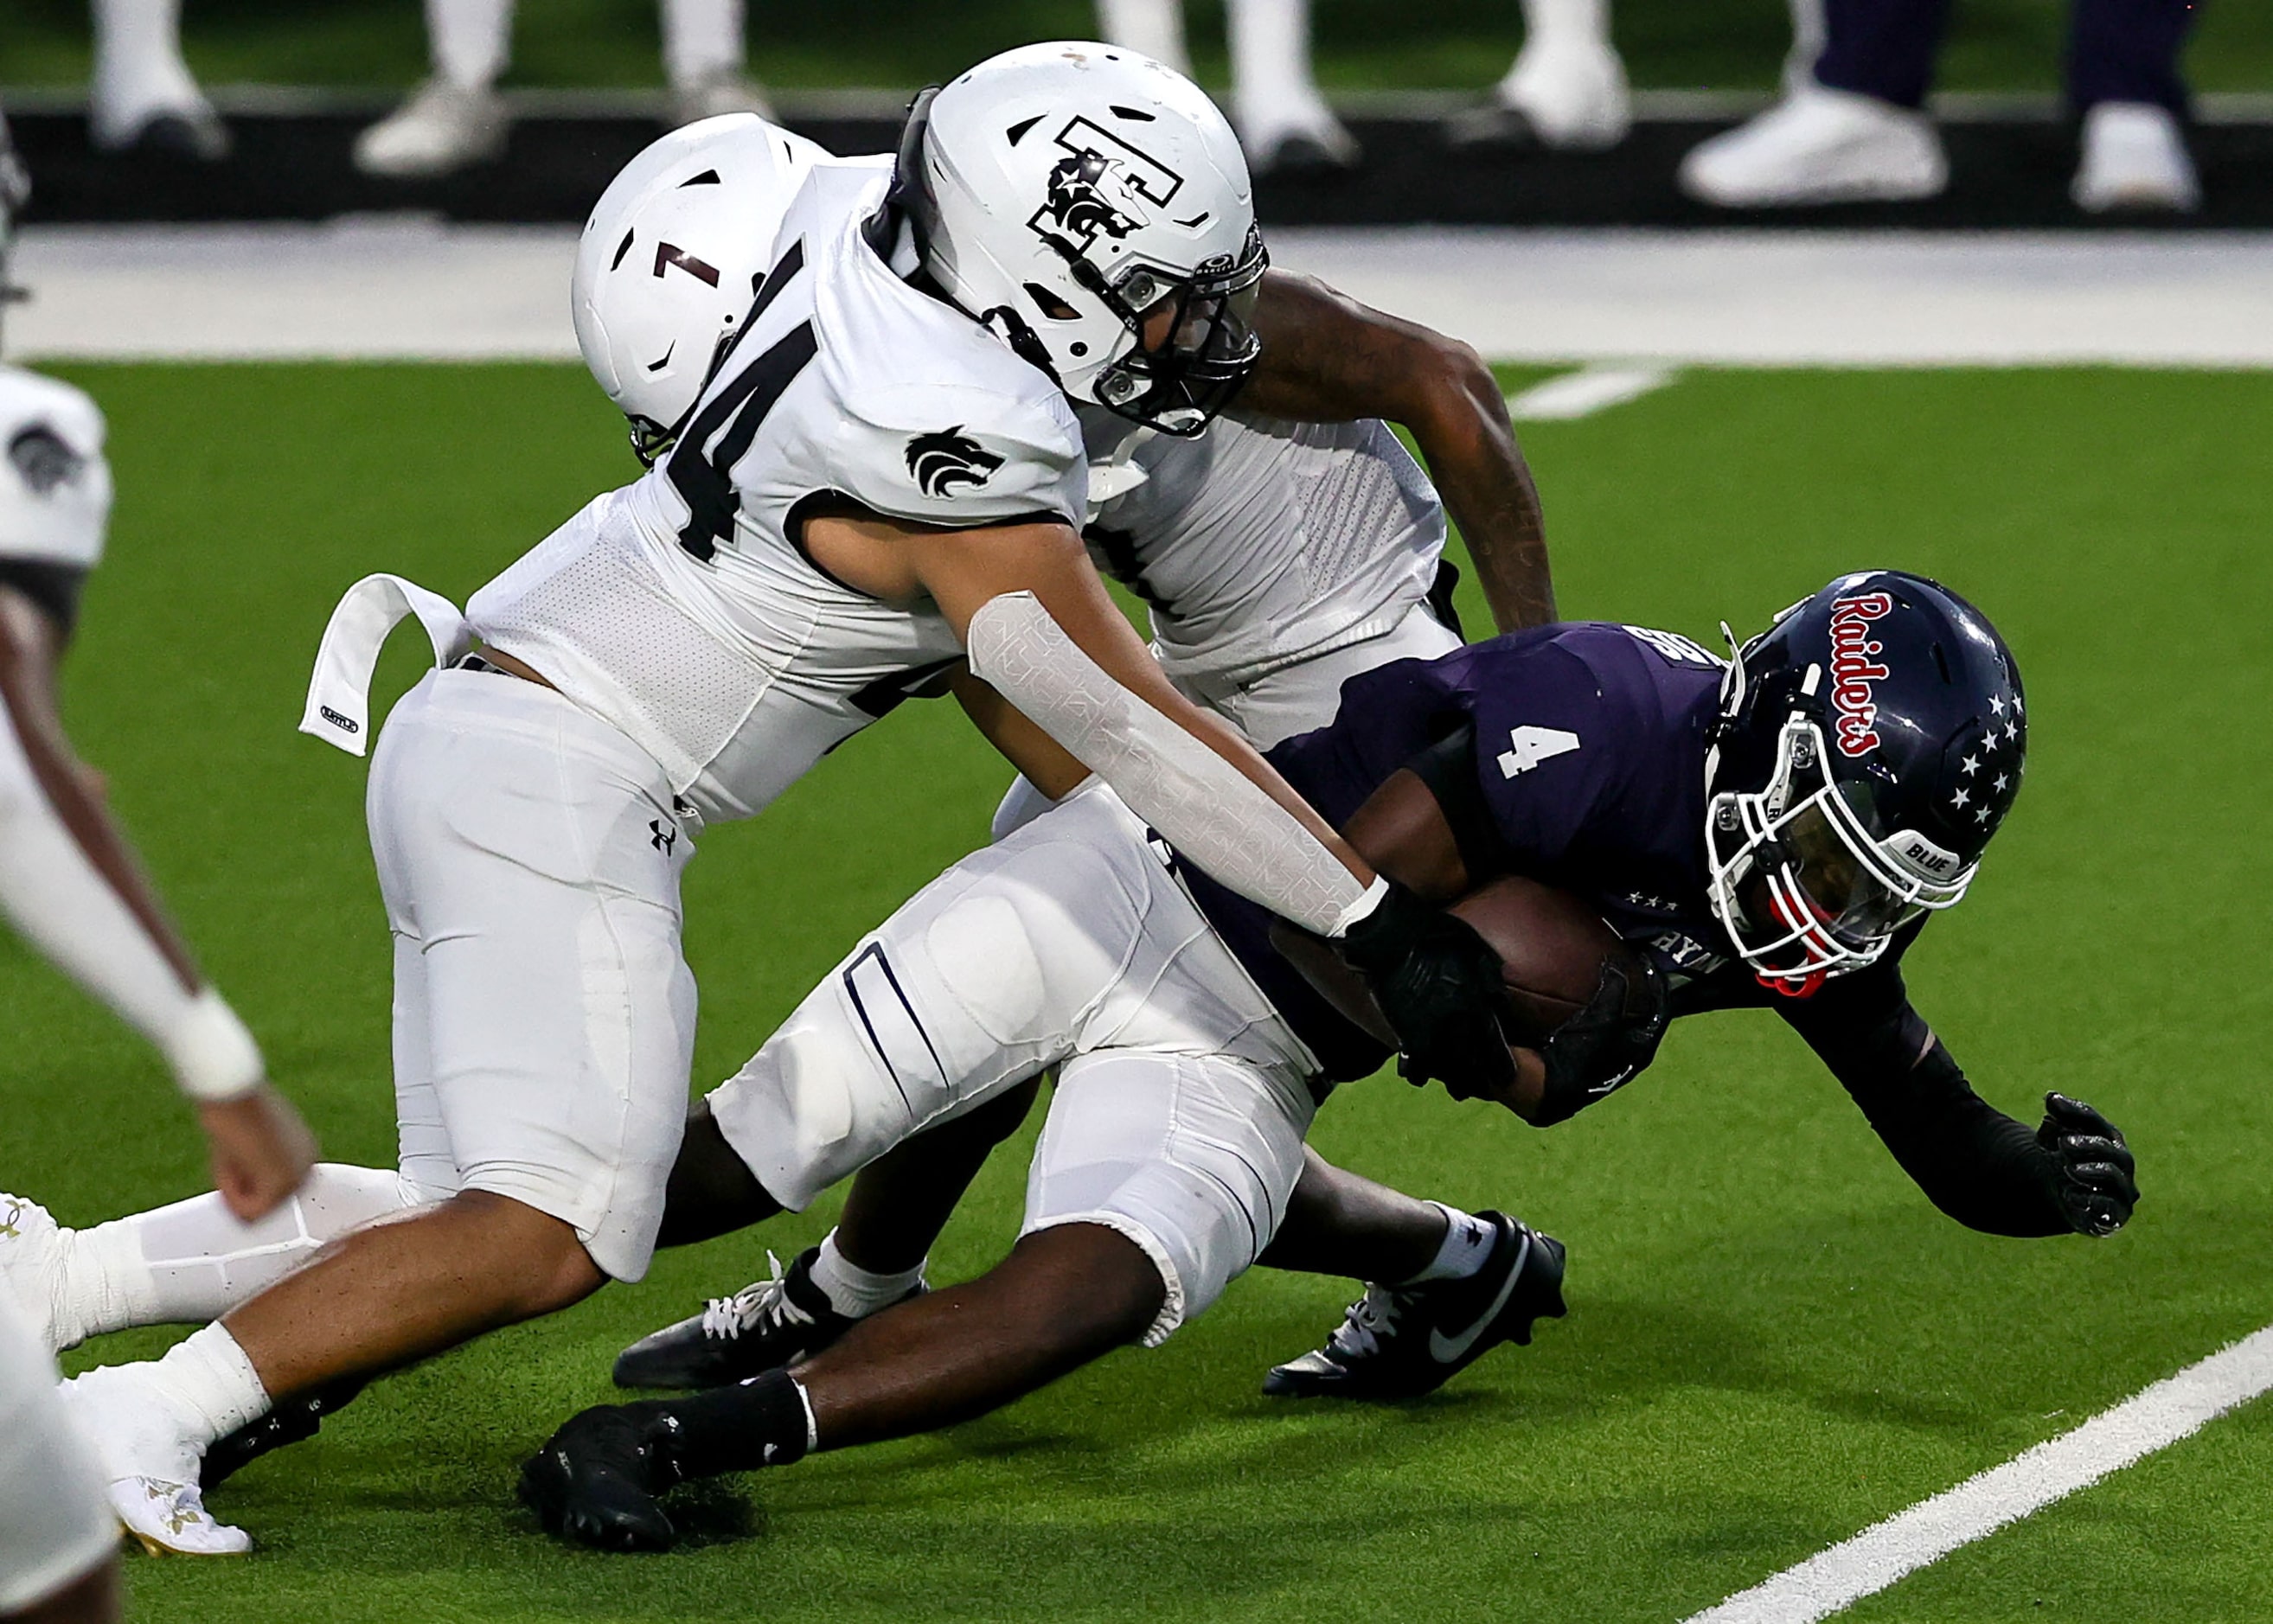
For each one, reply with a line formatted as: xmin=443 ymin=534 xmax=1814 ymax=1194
xmin=2037 ymin=1092 xmax=2136 ymax=1237
xmin=198 ymin=1085 xmax=318 ymax=1222
xmin=1335 ymin=882 xmax=1517 ymax=1099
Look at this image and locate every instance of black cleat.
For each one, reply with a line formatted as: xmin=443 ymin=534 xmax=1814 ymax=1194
xmin=1264 ymin=1213 xmax=1565 ymax=1400
xmin=202 ymin=1377 xmax=368 ymax=1491
xmin=613 ymin=1247 xmax=918 ymax=1391
xmin=519 ymin=1404 xmax=685 ymax=1552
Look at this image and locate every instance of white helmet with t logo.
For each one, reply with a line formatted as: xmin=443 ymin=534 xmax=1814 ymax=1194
xmin=910 ymin=42 xmax=1266 ymax=437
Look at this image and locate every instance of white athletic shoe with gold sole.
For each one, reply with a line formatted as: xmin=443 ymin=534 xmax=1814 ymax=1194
xmin=58 ymin=1365 xmax=249 ymax=1556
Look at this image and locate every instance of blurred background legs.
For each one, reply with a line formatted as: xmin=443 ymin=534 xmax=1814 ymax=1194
xmin=89 ymin=0 xmax=228 ymax=160
xmin=1227 ymin=0 xmax=1359 ymax=175
xmin=1445 ymin=0 xmax=1632 ymax=154
xmin=1096 ymin=0 xmax=1193 ymax=74
xmin=1095 ymin=0 xmax=1358 ymax=177
xmin=1682 ymin=0 xmax=2200 ymax=212
xmin=355 ymin=0 xmax=771 ymax=180
xmin=354 ymin=0 xmax=512 ymax=178
xmin=2069 ymin=0 xmax=2200 ymax=211
xmin=662 ymin=0 xmax=774 ymax=125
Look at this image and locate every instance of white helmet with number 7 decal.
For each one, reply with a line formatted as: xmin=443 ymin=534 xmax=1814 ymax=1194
xmin=573 ymin=112 xmax=827 ymax=464
xmin=908 ymin=42 xmax=1267 ymax=438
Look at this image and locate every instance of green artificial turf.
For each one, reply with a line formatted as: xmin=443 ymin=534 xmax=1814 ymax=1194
xmin=4 ymin=0 xmax=2272 ymax=95
xmin=5 ymin=361 xmax=2270 ymax=1621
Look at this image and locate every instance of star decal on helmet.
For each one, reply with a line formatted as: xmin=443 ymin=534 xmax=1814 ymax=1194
xmin=905 ymin=426 xmax=1004 ymax=499
xmin=1026 ymin=117 xmax=1183 ymax=254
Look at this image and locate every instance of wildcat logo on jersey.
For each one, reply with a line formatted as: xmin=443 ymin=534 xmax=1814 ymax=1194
xmin=1827 ymin=591 xmax=1895 ymax=758
xmin=906 ymin=427 xmax=1003 ymax=499
xmin=1028 ymin=118 xmax=1183 ymax=253
xmin=7 ymin=425 xmax=83 ymax=497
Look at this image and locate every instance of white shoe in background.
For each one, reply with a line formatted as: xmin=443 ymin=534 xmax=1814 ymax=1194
xmin=1242 ymin=101 xmax=1361 ymax=177
xmin=670 ymin=72 xmax=776 ymax=128
xmin=1495 ymin=35 xmax=1632 ymax=150
xmin=352 ymin=79 xmax=509 ymax=179
xmin=2072 ymin=101 xmax=2200 ymax=213
xmin=1680 ymin=82 xmax=1947 ymax=207
xmin=58 ymin=1365 xmax=247 ymax=1557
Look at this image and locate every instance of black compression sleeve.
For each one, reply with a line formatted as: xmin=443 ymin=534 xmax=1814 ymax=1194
xmin=1783 ymin=975 xmax=2069 ymax=1237
xmin=1403 ymin=721 xmax=1510 ymax=882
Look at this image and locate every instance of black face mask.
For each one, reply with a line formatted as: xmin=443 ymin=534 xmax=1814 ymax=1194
xmin=1060 ymin=229 xmax=1269 ymax=438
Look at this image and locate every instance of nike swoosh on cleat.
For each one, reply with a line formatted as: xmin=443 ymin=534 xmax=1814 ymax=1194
xmin=1427 ymin=1234 xmax=1530 ymax=1365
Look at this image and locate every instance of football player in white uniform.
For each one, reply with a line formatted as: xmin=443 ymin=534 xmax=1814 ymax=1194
xmin=556 ymin=117 xmax=1559 ymax=1387
xmin=33 ymin=47 xmax=1537 ymax=1554
xmin=0 ymin=114 xmax=316 ymax=1614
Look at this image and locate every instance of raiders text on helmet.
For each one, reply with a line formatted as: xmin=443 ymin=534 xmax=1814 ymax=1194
xmin=573 ymin=112 xmax=827 ymax=464
xmin=909 ymin=42 xmax=1266 ymax=436
xmin=1703 ymin=570 xmax=2026 ymax=995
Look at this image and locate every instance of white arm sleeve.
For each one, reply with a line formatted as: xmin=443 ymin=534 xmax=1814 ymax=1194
xmin=0 ymin=693 xmax=262 ymax=1101
xmin=964 ymin=591 xmax=1384 ymax=937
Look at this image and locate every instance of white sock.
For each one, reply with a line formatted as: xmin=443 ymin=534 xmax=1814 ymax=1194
xmin=806 ymin=1230 xmax=925 ymax=1319
xmin=67 ymin=1164 xmax=418 ymax=1344
xmin=1402 ymin=1204 xmax=1497 ymax=1285
xmin=1096 ymin=0 xmax=1193 ymax=74
xmin=662 ymin=0 xmax=744 ymax=90
xmin=428 ymin=0 xmax=513 ymax=92
xmin=1229 ymin=0 xmax=1329 ymax=136
xmin=89 ymin=0 xmax=202 ymax=132
xmin=145 ymin=1323 xmax=271 ymax=1448
xmin=1516 ymin=0 xmax=1611 ymax=53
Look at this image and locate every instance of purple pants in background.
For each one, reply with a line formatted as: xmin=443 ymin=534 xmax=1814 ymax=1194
xmin=1814 ymin=0 xmax=2200 ymax=114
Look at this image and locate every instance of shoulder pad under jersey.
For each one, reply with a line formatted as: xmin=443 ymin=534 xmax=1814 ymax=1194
xmin=801 ymin=182 xmax=1085 ymax=532
xmin=0 ymin=366 xmax=112 ymax=570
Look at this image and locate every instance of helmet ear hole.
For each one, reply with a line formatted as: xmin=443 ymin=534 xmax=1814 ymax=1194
xmin=1022 ymin=283 xmax=1081 ymax=321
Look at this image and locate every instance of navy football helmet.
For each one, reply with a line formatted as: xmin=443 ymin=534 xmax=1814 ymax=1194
xmin=1704 ymin=571 xmax=2026 ymax=995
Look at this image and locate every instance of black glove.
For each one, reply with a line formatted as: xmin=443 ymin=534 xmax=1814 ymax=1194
xmin=1533 ymin=949 xmax=1671 ymax=1127
xmin=1335 ymin=881 xmax=1515 ymax=1100
xmin=2037 ymin=1092 xmax=2137 ymax=1237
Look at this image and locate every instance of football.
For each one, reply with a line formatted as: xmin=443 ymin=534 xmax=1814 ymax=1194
xmin=1273 ymin=876 xmax=1620 ymax=1050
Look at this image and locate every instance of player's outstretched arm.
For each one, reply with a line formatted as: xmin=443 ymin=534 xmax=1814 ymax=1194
xmin=0 ymin=585 xmax=314 ymax=1219
xmin=1244 ymin=269 xmax=1554 ymax=631
xmin=1783 ymin=978 xmax=2137 ymax=1237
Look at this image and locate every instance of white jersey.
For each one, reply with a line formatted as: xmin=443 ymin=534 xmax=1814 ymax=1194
xmin=0 ymin=366 xmax=111 ymax=572
xmin=467 ymin=160 xmax=1085 ymax=823
xmin=1079 ymin=406 xmax=1445 ymax=690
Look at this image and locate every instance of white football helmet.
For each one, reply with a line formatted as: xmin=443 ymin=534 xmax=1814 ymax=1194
xmin=573 ymin=112 xmax=827 ymax=463
xmin=911 ymin=42 xmax=1266 ymax=436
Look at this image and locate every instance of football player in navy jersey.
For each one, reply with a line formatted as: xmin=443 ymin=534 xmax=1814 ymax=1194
xmin=517 ymin=571 xmax=2136 ymax=1550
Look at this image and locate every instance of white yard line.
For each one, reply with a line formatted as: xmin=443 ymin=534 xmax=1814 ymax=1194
xmin=1508 ymin=365 xmax=1677 ymax=420
xmin=1683 ymin=1324 xmax=2273 ymax=1624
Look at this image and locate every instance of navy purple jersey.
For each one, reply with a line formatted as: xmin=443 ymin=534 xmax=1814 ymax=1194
xmin=1174 ymin=619 xmax=2080 ymax=1240
xmin=1181 ymin=622 xmax=1923 ymax=1084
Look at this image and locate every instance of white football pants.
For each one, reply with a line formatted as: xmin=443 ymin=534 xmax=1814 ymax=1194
xmin=371 ymin=668 xmax=698 ymax=1282
xmin=708 ymin=782 xmax=1318 ymax=1345
xmin=0 ymin=1294 xmax=114 ymax=1610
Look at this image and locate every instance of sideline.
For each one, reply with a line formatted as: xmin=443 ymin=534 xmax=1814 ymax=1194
xmin=14 ymin=225 xmax=2273 ymax=368
xmin=1682 ymin=1324 xmax=2273 ymax=1624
